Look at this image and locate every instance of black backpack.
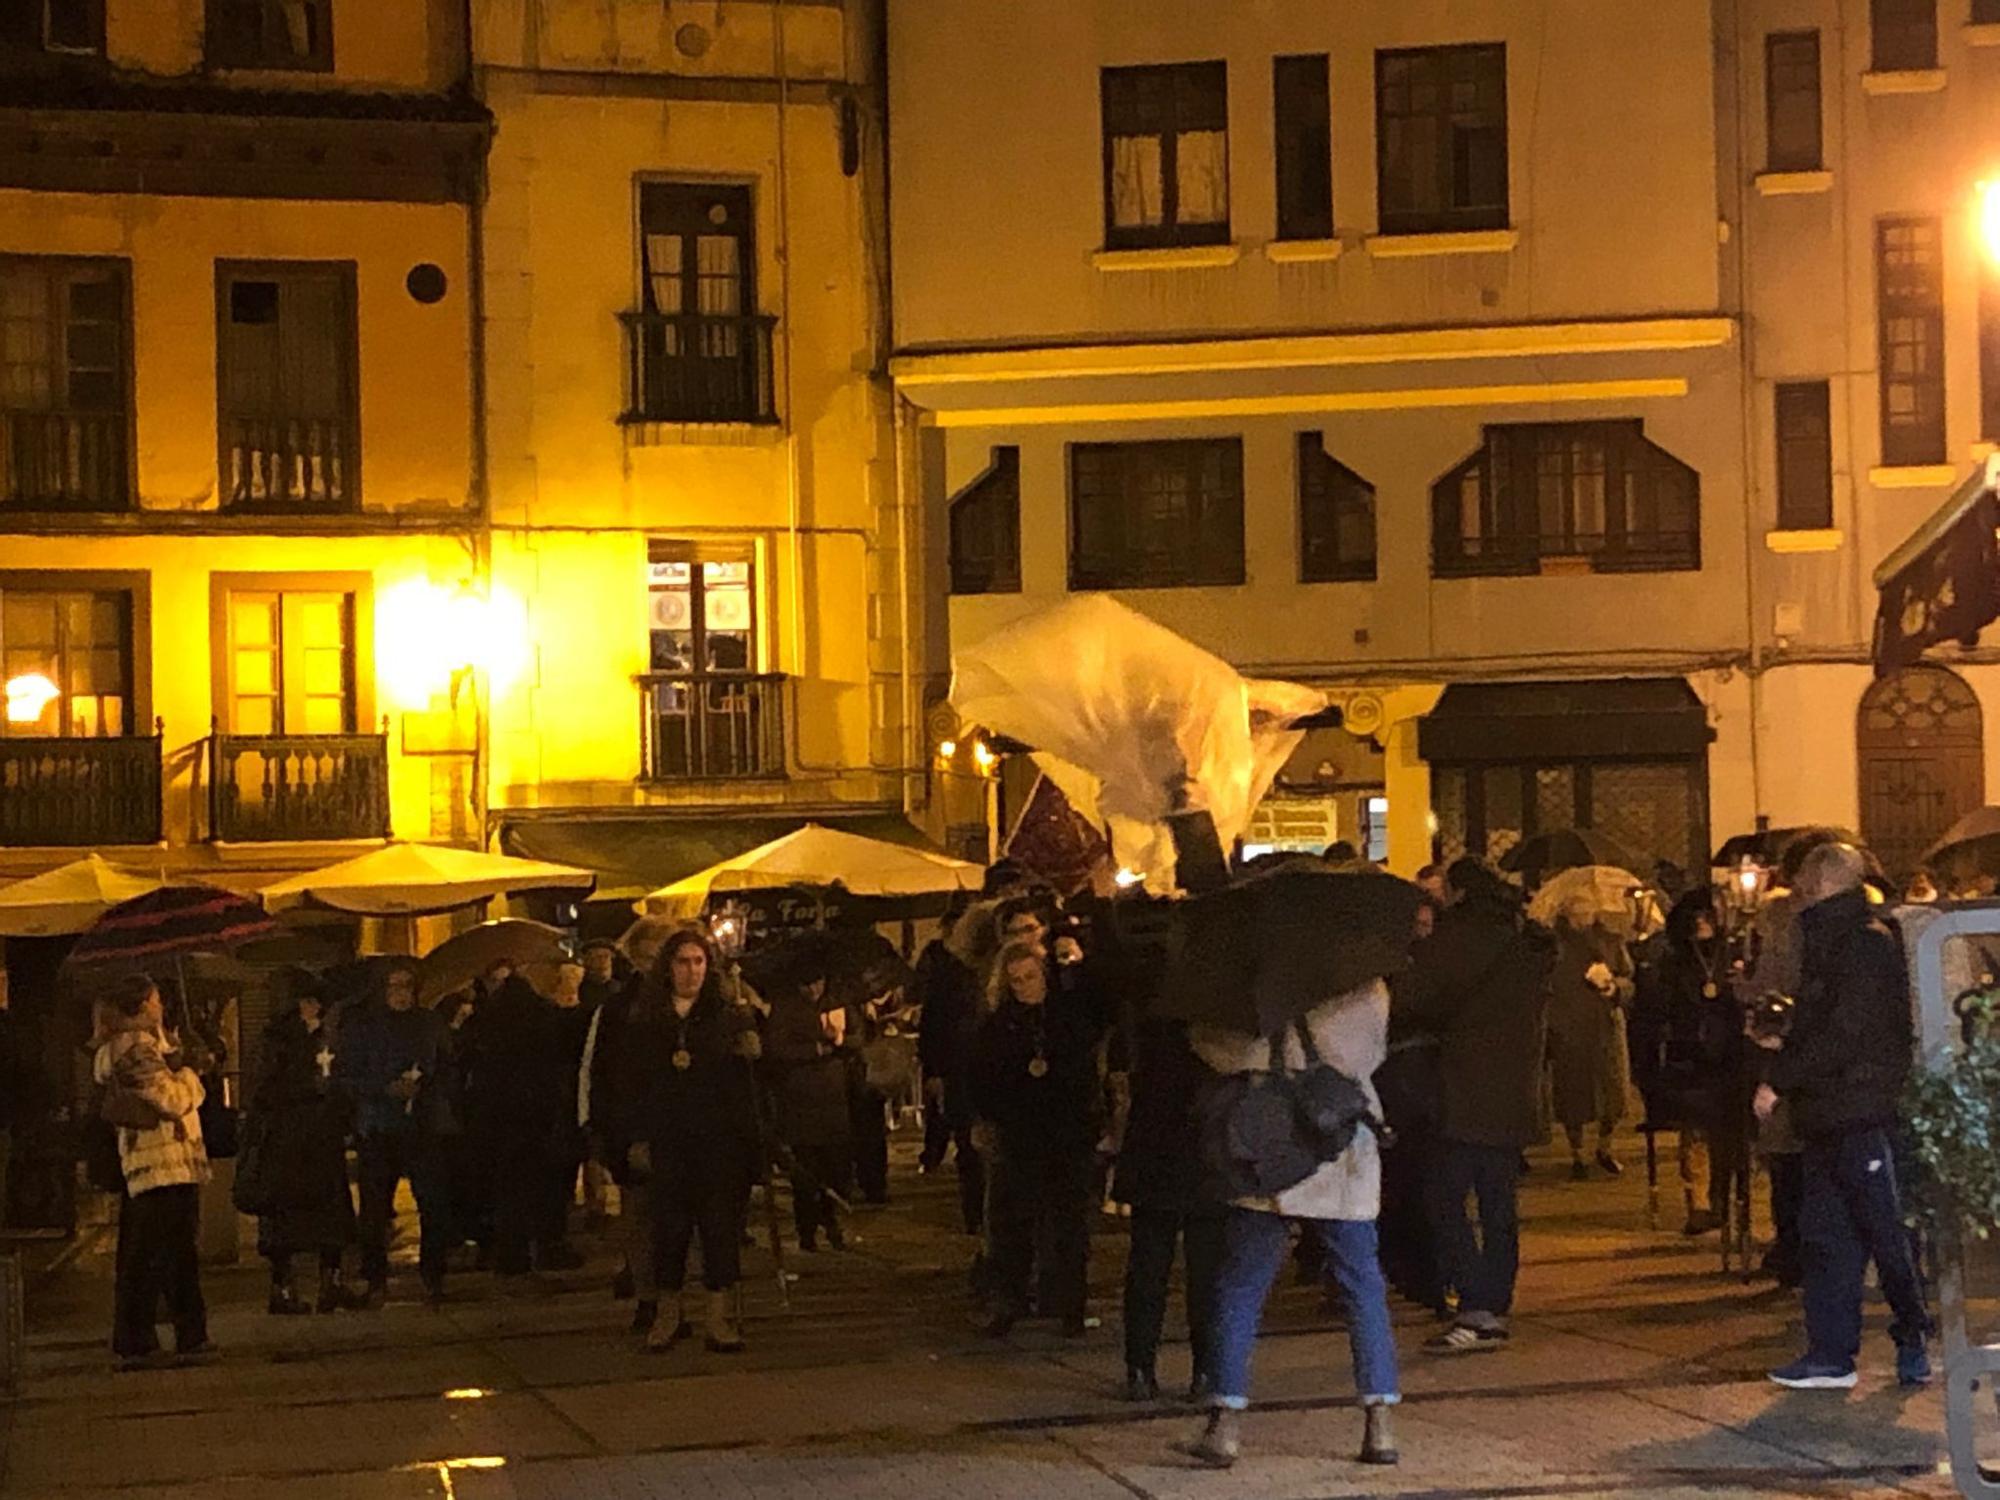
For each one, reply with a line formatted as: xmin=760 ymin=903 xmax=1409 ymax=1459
xmin=1199 ymin=1018 xmax=1380 ymax=1200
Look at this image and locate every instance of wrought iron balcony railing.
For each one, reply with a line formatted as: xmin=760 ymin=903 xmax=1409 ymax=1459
xmin=207 ymin=729 xmax=389 ymax=842
xmin=638 ymin=672 xmax=786 ymax=781
xmin=619 ymin=312 xmax=779 ymax=426
xmin=1432 ymin=528 xmax=1702 ymax=579
xmin=222 ymin=415 xmax=355 ymax=510
xmin=0 ymin=733 xmax=161 ymax=846
xmin=0 ymin=410 xmax=129 ymax=511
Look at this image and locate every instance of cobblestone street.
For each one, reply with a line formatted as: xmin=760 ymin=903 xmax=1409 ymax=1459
xmin=0 ymin=1143 xmax=1955 ymax=1500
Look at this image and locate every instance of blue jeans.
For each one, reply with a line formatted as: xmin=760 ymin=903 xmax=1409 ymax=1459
xmin=1800 ymin=1127 xmax=1930 ymax=1366
xmin=1429 ymin=1140 xmax=1520 ymax=1320
xmin=1209 ymin=1207 xmax=1400 ymax=1410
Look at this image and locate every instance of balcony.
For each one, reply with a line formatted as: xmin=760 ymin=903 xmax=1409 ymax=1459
xmin=0 ymin=735 xmax=162 ymax=847
xmin=1432 ymin=529 xmax=1702 ymax=579
xmin=0 ymin=410 xmax=128 ymax=511
xmin=207 ymin=731 xmax=389 ymax=842
xmin=619 ymin=312 xmax=779 ymax=426
xmin=639 ymin=673 xmax=786 ymax=781
xmin=222 ymin=415 xmax=354 ymax=511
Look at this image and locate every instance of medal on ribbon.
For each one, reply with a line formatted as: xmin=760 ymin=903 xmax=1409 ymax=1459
xmin=1027 ymin=1056 xmax=1049 ymax=1079
xmin=672 ymin=1049 xmax=693 ymax=1071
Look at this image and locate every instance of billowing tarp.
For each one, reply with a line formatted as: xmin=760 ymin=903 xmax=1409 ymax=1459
xmin=950 ymin=596 xmax=1326 ymax=885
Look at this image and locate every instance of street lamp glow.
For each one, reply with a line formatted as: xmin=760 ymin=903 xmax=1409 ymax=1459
xmin=1114 ymin=867 xmax=1145 ymax=889
xmin=1981 ymin=180 xmax=2000 ymax=266
xmin=3 ymin=673 xmax=59 ymax=724
xmin=972 ymin=740 xmax=996 ymax=772
xmin=938 ymin=738 xmax=957 ymax=760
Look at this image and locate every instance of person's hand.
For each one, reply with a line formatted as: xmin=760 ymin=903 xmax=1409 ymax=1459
xmin=970 ymin=1120 xmax=998 ymax=1155
xmin=1053 ymin=936 xmax=1083 ymax=966
xmin=627 ymin=1141 xmax=652 ymax=1177
xmin=1752 ymin=1031 xmax=1784 ymax=1052
xmin=735 ymin=1029 xmax=763 ymax=1061
xmin=924 ymin=1077 xmax=946 ymax=1105
xmin=387 ymin=1076 xmax=420 ymax=1101
xmin=1753 ymin=1083 xmax=1779 ymax=1122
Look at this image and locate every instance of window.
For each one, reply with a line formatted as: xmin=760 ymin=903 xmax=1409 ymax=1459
xmin=0 ymin=257 xmax=128 ymax=511
xmin=647 ymin=544 xmax=756 ymax=675
xmin=224 ymin=589 xmax=354 ymax=736
xmin=1274 ymin=54 xmax=1333 ymax=242
xmin=1430 ymin=420 xmax=1700 ymax=577
xmin=1100 ymin=62 xmax=1230 ymax=250
xmin=0 ymin=586 xmax=130 ymax=737
xmin=1765 ymin=32 xmax=1822 ymax=173
xmin=949 ymin=448 xmax=1021 ymax=596
xmin=1069 ymin=439 xmax=1244 ymax=590
xmin=1870 ymin=0 xmax=1937 ymax=70
xmin=206 ymin=0 xmax=332 ymax=71
xmin=1298 ymin=432 xmax=1376 ymax=582
xmin=628 ymin=183 xmax=775 ymax=424
xmin=1774 ymin=382 xmax=1834 ymax=531
xmin=1375 ymin=44 xmax=1507 ymax=236
xmin=1978 ymin=0 xmax=2000 ymax=22
xmin=42 ymin=0 xmax=104 ymax=53
xmin=217 ymin=262 xmax=357 ymax=509
xmin=643 ymin=543 xmax=781 ymax=779
xmin=1877 ymin=216 xmax=1945 ymax=467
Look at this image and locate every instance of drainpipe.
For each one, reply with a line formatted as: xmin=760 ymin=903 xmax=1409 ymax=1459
xmin=464 ymin=0 xmax=494 ymax=848
xmin=1724 ymin=0 xmax=1767 ymax=821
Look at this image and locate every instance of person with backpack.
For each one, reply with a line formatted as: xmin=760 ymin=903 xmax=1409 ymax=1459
xmin=1181 ymin=978 xmax=1400 ymax=1470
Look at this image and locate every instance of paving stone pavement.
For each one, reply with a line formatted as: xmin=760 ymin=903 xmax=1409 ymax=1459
xmin=0 ymin=1141 xmax=1965 ymax=1500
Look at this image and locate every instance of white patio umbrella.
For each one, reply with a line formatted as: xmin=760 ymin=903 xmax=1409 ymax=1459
xmin=637 ymin=823 xmax=981 ymax=918
xmin=0 ymin=854 xmax=166 ymax=937
xmin=259 ymin=843 xmax=596 ymax=916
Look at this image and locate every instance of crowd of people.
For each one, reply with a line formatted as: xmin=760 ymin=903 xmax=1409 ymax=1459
xmin=83 ymin=830 xmax=1936 ymax=1468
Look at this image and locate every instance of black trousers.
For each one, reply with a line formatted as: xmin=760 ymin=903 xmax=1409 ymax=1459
xmin=987 ymin=1150 xmax=1092 ymax=1320
xmin=920 ymin=1103 xmax=951 ymax=1172
xmin=652 ymin=1153 xmax=744 ymax=1292
xmin=851 ymin=1086 xmax=890 ymax=1204
xmin=953 ymin=1127 xmax=987 ymax=1237
xmin=1378 ymin=1123 xmax=1445 ymax=1309
xmin=1122 ymin=1205 xmax=1224 ymax=1379
xmin=112 ymin=1184 xmax=206 ymax=1357
xmin=1767 ymin=1151 xmax=1804 ymax=1280
xmin=788 ymin=1141 xmax=851 ymax=1245
xmin=1800 ymin=1128 xmax=1931 ymax=1365
xmin=356 ymin=1131 xmax=450 ymax=1285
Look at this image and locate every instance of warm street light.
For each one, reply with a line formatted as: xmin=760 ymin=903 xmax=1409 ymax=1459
xmin=3 ymin=673 xmax=59 ymax=724
xmin=1980 ymin=179 xmax=2000 ymax=265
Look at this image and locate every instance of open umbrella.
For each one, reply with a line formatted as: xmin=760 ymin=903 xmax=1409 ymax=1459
xmin=1923 ymin=808 xmax=2000 ymax=884
xmin=738 ymin=927 xmax=911 ymax=1006
xmin=260 ymin=843 xmax=597 ymax=916
xmin=1526 ymin=865 xmax=1662 ymax=940
xmin=418 ymin=919 xmax=573 ymax=1005
xmin=67 ymin=884 xmax=277 ymax=966
xmin=637 ymin=824 xmax=980 ymax=918
xmin=1155 ymin=859 xmax=1422 ymax=1037
xmin=1501 ymin=829 xmax=1638 ymax=888
xmin=0 ymin=855 xmax=164 ymax=937
xmin=1711 ymin=825 xmax=1856 ymax=870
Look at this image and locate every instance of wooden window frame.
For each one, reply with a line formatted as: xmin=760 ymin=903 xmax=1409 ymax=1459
xmin=645 ymin=540 xmax=761 ymax=676
xmin=0 ymin=569 xmax=148 ymax=737
xmin=1870 ymin=0 xmax=1937 ymax=71
xmin=1099 ymin=61 xmax=1232 ymax=251
xmin=1273 ymin=54 xmax=1334 ymax=243
xmin=1764 ymin=32 xmax=1823 ymax=173
xmin=208 ymin=572 xmax=373 ymax=737
xmin=1374 ymin=43 xmax=1509 ymax=237
xmin=1876 ymin=216 xmax=1946 ymax=468
xmin=205 ymin=0 xmax=333 ymax=72
xmin=948 ymin=447 xmax=1022 ymax=596
xmin=1774 ymin=382 xmax=1834 ymax=531
xmin=41 ymin=0 xmax=105 ymax=55
xmin=1068 ymin=438 xmax=1245 ymax=591
xmin=1297 ymin=432 xmax=1377 ymax=583
xmin=0 ymin=254 xmax=135 ymax=514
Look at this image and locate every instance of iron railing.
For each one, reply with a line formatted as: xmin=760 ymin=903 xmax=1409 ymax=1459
xmin=638 ymin=672 xmax=786 ymax=781
xmin=0 ymin=410 xmax=128 ymax=511
xmin=222 ymin=415 xmax=354 ymax=510
xmin=1433 ymin=528 xmax=1702 ymax=579
xmin=0 ymin=733 xmax=161 ymax=846
xmin=619 ymin=311 xmax=779 ymax=426
xmin=207 ymin=729 xmax=388 ymax=842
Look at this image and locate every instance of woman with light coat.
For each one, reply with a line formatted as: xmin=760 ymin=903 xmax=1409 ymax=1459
xmin=1182 ymin=980 xmax=1400 ymax=1469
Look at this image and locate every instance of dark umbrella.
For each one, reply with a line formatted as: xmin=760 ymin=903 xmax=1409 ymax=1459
xmin=418 ymin=919 xmax=571 ymax=1004
xmin=66 ymin=884 xmax=276 ymax=966
xmin=1500 ymin=829 xmax=1637 ymax=887
xmin=1923 ymin=808 xmax=2000 ymax=882
xmin=738 ymin=927 xmax=910 ymax=1006
xmin=1155 ymin=860 xmax=1422 ymax=1037
xmin=1711 ymin=825 xmax=1856 ymax=869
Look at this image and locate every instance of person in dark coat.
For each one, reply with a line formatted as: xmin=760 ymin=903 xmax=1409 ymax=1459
xmin=1398 ymin=859 xmax=1554 ymax=1354
xmin=538 ymin=962 xmax=594 ymax=1268
xmin=918 ymin=899 xmax=996 ymax=1239
xmin=969 ymin=936 xmax=1108 ymax=1338
xmin=611 ymin=928 xmax=762 ymax=1353
xmin=1758 ymin=843 xmax=1931 ymax=1389
xmin=458 ymin=971 xmax=570 ymax=1279
xmin=332 ymin=961 xmax=455 ymax=1305
xmin=763 ymin=965 xmax=855 ymax=1252
xmin=583 ymin=959 xmax=655 ymax=1321
xmin=244 ymin=980 xmax=362 ymax=1315
xmin=1547 ymin=917 xmax=1635 ymax=1178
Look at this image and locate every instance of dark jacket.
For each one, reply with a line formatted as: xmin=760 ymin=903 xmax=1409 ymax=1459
xmin=1398 ymin=892 xmax=1554 ymax=1151
xmin=246 ymin=1009 xmax=355 ymax=1255
xmin=762 ymin=990 xmax=854 ymax=1148
xmin=1630 ymin=898 xmax=1743 ymax=1127
xmin=332 ymin=1000 xmax=454 ymax=1139
xmin=969 ymin=962 xmax=1107 ymax=1162
xmin=612 ymin=983 xmax=760 ymax=1182
xmin=1110 ymin=1008 xmax=1217 ymax=1213
xmin=1768 ymin=889 xmax=1910 ymax=1138
xmin=0 ymin=1009 xmax=36 ymax=1133
xmin=459 ymin=976 xmax=567 ymax=1149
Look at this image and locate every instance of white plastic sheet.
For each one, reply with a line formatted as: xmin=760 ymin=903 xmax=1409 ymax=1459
xmin=950 ymin=596 xmax=1326 ymax=885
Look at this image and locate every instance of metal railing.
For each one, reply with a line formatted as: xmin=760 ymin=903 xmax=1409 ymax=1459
xmin=0 ymin=733 xmax=161 ymax=846
xmin=619 ymin=312 xmax=780 ymax=425
xmin=0 ymin=410 xmax=128 ymax=510
xmin=638 ymin=672 xmax=786 ymax=781
xmin=206 ymin=729 xmax=388 ymax=842
xmin=222 ymin=415 xmax=354 ymax=509
xmin=1432 ymin=528 xmax=1702 ymax=578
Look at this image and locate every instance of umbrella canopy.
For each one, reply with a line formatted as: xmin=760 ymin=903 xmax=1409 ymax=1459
xmin=418 ymin=919 xmax=573 ymax=1005
xmin=1155 ymin=860 xmax=1422 ymax=1037
xmin=1923 ymin=807 xmax=2000 ymax=884
xmin=260 ymin=843 xmax=597 ymax=916
xmin=738 ymin=927 xmax=912 ymax=1006
xmin=0 ymin=855 xmax=165 ymax=937
xmin=67 ymin=884 xmax=278 ymax=966
xmin=1526 ymin=865 xmax=1662 ymax=940
xmin=637 ymin=824 xmax=980 ymax=918
xmin=1711 ymin=825 xmax=1856 ymax=870
xmin=1501 ymin=829 xmax=1638 ymax=888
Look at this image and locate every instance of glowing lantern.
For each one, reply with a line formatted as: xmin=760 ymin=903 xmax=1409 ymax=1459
xmin=4 ymin=673 xmax=59 ymax=724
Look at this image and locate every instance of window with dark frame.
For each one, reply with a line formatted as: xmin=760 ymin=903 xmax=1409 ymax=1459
xmin=1870 ymin=0 xmax=1937 ymax=71
xmin=1774 ymin=382 xmax=1834 ymax=532
xmin=1764 ymin=32 xmax=1822 ymax=173
xmin=206 ymin=0 xmax=332 ymax=70
xmin=1069 ymin=438 xmax=1245 ymax=591
xmin=1876 ymin=216 xmax=1946 ymax=468
xmin=42 ymin=0 xmax=104 ymax=53
xmin=0 ymin=586 xmax=131 ymax=737
xmin=948 ymin=448 xmax=1021 ymax=596
xmin=1430 ymin=420 xmax=1701 ymax=577
xmin=1274 ymin=54 xmax=1333 ymax=242
xmin=629 ymin=182 xmax=775 ymax=424
xmin=643 ymin=541 xmax=778 ymax=780
xmin=216 ymin=262 xmax=358 ymax=509
xmin=223 ymin=588 xmax=355 ymax=736
xmin=1100 ymin=62 xmax=1231 ymax=250
xmin=1978 ymin=0 xmax=2000 ymax=23
xmin=1298 ymin=432 xmax=1376 ymax=583
xmin=1375 ymin=43 xmax=1508 ymax=237
xmin=0 ymin=257 xmax=129 ymax=511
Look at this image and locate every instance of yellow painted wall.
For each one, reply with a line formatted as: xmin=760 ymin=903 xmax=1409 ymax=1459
xmin=105 ymin=0 xmax=464 ymax=90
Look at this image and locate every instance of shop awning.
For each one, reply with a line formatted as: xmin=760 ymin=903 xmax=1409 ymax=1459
xmin=1871 ymin=455 xmax=2000 ymax=676
xmin=1417 ymin=678 xmax=1712 ymax=762
xmin=495 ymin=808 xmax=937 ymax=902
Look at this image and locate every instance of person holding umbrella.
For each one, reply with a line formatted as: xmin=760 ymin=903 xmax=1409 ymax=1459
xmin=761 ymin=951 xmax=855 ymax=1253
xmin=1547 ymin=908 xmax=1636 ymax=1180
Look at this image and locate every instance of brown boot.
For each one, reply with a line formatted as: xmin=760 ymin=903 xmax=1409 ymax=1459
xmin=1178 ymin=1409 xmax=1239 ymax=1469
xmin=1360 ymin=1403 xmax=1400 ymax=1465
xmin=644 ymin=1293 xmax=690 ymax=1353
xmin=704 ymin=1288 xmax=745 ymax=1354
